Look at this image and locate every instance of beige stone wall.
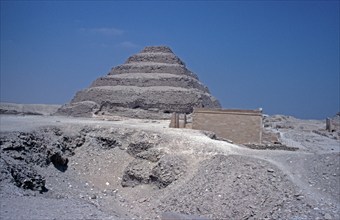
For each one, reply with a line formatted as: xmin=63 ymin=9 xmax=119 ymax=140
xmin=192 ymin=109 xmax=262 ymax=144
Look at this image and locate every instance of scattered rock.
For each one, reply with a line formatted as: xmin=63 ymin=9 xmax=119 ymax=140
xmin=136 ymin=148 xmax=164 ymax=162
xmin=127 ymin=142 xmax=155 ymax=156
xmin=324 ymin=213 xmax=332 ymax=220
xmin=48 ymin=152 xmax=69 ymax=172
xmin=138 ymin=197 xmax=149 ymax=203
xmin=96 ymin=136 xmax=121 ymax=149
xmin=150 ymin=155 xmax=186 ymax=188
xmin=121 ymin=159 xmax=155 ymax=187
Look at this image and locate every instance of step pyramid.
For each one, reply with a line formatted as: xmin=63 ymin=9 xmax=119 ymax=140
xmin=57 ymin=46 xmax=221 ymax=118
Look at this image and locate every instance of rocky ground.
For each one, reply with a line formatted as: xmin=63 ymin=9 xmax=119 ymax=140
xmin=0 ymin=114 xmax=339 ymax=220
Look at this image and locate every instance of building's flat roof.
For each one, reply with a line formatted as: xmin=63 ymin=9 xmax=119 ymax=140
xmin=193 ymin=108 xmax=262 ymax=116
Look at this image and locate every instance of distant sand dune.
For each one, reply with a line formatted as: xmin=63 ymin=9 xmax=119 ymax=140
xmin=0 ymin=102 xmax=61 ymax=116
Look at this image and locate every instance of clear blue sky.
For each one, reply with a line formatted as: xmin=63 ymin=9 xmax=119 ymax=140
xmin=1 ymin=1 xmax=339 ymax=119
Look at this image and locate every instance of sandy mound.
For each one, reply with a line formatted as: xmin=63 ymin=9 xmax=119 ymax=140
xmin=0 ymin=115 xmax=339 ymax=220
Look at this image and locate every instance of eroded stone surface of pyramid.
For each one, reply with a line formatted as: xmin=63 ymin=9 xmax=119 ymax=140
xmin=57 ymin=46 xmax=221 ymax=118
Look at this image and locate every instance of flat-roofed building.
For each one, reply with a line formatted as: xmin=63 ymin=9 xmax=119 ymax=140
xmin=192 ymin=108 xmax=263 ymax=144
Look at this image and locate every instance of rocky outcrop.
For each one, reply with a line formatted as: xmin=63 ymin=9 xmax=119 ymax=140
xmin=57 ymin=46 xmax=221 ymax=118
xmin=0 ymin=128 xmax=86 ymax=193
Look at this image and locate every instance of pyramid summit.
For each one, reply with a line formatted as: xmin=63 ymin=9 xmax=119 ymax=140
xmin=57 ymin=46 xmax=221 ymax=118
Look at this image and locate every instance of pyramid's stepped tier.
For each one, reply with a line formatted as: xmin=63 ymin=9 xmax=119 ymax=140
xmin=109 ymin=63 xmax=199 ymax=79
xmin=71 ymin=86 xmax=219 ymax=113
xmin=126 ymin=52 xmax=185 ymax=65
xmin=56 ymin=46 xmax=221 ymax=118
xmin=91 ymin=73 xmax=209 ymax=93
xmin=141 ymin=46 xmax=173 ymax=53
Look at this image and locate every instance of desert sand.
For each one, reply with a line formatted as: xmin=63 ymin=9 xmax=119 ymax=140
xmin=0 ymin=110 xmax=339 ymax=220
